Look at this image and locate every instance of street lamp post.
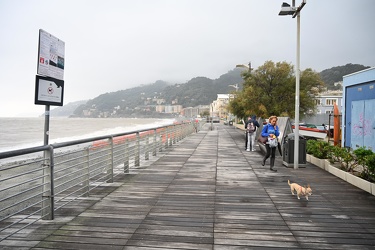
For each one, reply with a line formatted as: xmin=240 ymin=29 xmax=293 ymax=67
xmin=234 ymin=62 xmax=252 ymax=128
xmin=228 ymin=84 xmax=239 ymax=126
xmin=279 ymin=0 xmax=306 ymax=170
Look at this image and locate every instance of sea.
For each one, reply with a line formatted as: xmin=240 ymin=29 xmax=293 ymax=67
xmin=0 ymin=117 xmax=175 ymax=153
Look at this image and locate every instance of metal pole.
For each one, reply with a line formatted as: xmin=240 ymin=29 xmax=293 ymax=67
xmin=153 ymin=129 xmax=157 ymax=156
xmin=124 ymin=139 xmax=129 ymax=173
xmin=294 ymin=12 xmax=300 ymax=170
xmin=42 ymin=105 xmax=50 ymax=219
xmin=211 ymin=105 xmax=213 ymax=131
xmin=108 ymin=137 xmax=114 ymax=183
xmin=135 ymin=132 xmax=140 ymax=166
xmin=44 ymin=105 xmax=50 ymax=145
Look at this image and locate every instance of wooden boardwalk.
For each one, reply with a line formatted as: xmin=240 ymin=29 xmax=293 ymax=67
xmin=2 ymin=123 xmax=375 ymax=249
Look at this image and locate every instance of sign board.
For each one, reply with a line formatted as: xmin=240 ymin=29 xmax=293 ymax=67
xmin=37 ymin=29 xmax=65 ymax=80
xmin=34 ymin=75 xmax=64 ymax=106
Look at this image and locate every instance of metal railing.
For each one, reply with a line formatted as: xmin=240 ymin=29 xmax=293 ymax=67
xmin=0 ymin=121 xmax=200 ymax=241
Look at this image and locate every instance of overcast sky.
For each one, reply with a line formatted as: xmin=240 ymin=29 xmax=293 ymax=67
xmin=1 ymin=0 xmax=374 ymax=117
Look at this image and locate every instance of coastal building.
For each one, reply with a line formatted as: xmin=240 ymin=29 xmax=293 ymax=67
xmin=182 ymin=105 xmax=210 ymax=118
xmin=314 ymin=90 xmax=343 ymax=114
xmin=182 ymin=107 xmax=199 ymax=118
xmin=210 ymin=94 xmax=234 ymax=119
xmin=155 ymin=105 xmax=182 ymax=114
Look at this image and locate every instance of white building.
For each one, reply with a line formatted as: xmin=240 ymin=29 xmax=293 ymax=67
xmin=314 ymin=90 xmax=343 ymax=114
xmin=210 ymin=94 xmax=234 ymax=119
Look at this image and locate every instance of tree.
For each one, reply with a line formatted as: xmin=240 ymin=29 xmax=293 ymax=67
xmin=200 ymin=110 xmax=210 ymax=118
xmin=229 ymin=61 xmax=324 ymax=120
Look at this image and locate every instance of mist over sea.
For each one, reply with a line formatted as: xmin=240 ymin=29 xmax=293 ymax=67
xmin=0 ymin=117 xmax=175 ymax=152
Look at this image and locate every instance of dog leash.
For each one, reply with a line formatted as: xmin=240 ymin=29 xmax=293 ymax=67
xmin=299 ymin=186 xmax=306 ymax=195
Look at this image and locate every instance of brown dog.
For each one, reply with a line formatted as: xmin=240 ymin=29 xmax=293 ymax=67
xmin=288 ymin=180 xmax=312 ymax=200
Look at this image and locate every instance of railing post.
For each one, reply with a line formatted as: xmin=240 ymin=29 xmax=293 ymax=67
xmin=181 ymin=124 xmax=184 ymax=140
xmin=178 ymin=124 xmax=182 ymax=141
xmin=108 ymin=137 xmax=114 ymax=183
xmin=159 ymin=129 xmax=164 ymax=152
xmin=182 ymin=124 xmax=186 ymax=139
xmin=175 ymin=125 xmax=179 ymax=143
xmin=135 ymin=132 xmax=140 ymax=167
xmin=153 ymin=129 xmax=157 ymax=156
xmin=49 ymin=146 xmax=55 ymax=220
xmin=169 ymin=126 xmax=173 ymax=147
xmin=172 ymin=125 xmax=176 ymax=144
xmin=165 ymin=128 xmax=169 ymax=149
xmin=124 ymin=138 xmax=129 ymax=173
xmin=145 ymin=133 xmax=149 ymax=160
xmin=84 ymin=147 xmax=90 ymax=197
xmin=42 ymin=146 xmax=54 ymax=220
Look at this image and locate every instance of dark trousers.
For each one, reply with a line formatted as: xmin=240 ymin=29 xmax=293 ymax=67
xmin=245 ymin=132 xmax=248 ymax=148
xmin=263 ymin=144 xmax=276 ymax=167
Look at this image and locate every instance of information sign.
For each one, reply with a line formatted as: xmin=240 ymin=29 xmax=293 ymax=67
xmin=34 ymin=75 xmax=64 ymax=106
xmin=37 ymin=29 xmax=65 ymax=80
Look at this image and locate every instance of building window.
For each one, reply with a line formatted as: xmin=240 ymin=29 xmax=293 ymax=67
xmin=326 ymin=110 xmax=334 ymax=114
xmin=315 ymin=99 xmax=321 ymax=105
xmin=326 ymin=98 xmax=337 ymax=106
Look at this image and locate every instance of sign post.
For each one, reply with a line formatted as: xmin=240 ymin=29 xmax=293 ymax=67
xmin=35 ymin=29 xmax=65 ymax=220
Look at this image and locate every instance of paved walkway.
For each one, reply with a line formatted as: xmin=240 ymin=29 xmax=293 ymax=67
xmin=3 ymin=123 xmax=375 ymax=249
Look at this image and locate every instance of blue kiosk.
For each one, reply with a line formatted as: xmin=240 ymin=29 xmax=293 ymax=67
xmin=342 ymin=67 xmax=375 ymax=152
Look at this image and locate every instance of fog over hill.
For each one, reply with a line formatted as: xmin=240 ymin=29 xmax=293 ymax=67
xmin=51 ymin=64 xmax=370 ymax=117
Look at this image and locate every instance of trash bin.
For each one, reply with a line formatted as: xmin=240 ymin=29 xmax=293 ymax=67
xmin=283 ymin=133 xmax=306 ymax=167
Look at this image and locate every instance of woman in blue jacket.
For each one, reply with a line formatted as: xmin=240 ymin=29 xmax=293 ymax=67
xmin=261 ymin=116 xmax=280 ymax=171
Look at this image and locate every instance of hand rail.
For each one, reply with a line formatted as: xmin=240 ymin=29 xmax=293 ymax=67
xmin=0 ymin=121 xmax=202 ymax=241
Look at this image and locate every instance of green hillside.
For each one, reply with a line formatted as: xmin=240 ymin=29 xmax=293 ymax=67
xmin=59 ymin=63 xmax=371 ymax=118
xmin=72 ymin=69 xmax=244 ymax=117
xmin=320 ymin=63 xmax=370 ymax=90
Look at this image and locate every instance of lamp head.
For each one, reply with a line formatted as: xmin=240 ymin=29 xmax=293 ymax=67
xmin=278 ymin=2 xmax=295 ymax=16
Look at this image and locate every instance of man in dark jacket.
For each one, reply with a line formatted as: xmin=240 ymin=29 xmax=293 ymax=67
xmin=245 ymin=115 xmax=260 ymax=151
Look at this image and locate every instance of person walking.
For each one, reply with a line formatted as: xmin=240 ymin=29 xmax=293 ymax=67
xmin=261 ymin=116 xmax=280 ymax=171
xmin=244 ymin=117 xmax=251 ymax=150
xmin=245 ymin=115 xmax=260 ymax=151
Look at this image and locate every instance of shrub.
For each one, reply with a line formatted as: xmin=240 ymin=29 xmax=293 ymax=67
xmin=306 ymin=139 xmax=316 ymax=155
xmin=327 ymin=145 xmax=341 ymax=164
xmin=312 ymin=140 xmax=330 ymax=159
xmin=337 ymin=147 xmax=357 ymax=172
xmin=353 ymin=147 xmax=373 ymax=168
xmin=359 ymin=150 xmax=375 ymax=182
xmin=306 ymin=139 xmax=330 ymax=159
